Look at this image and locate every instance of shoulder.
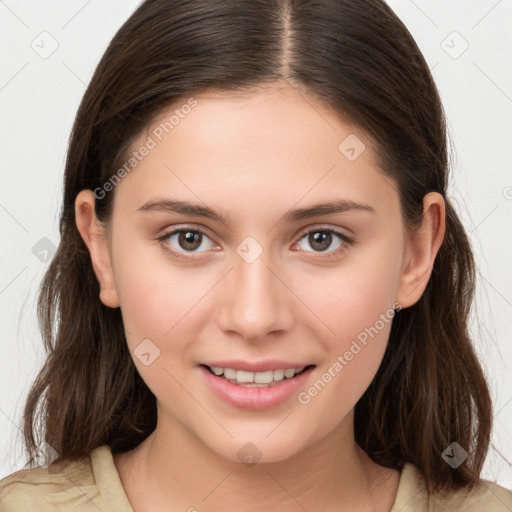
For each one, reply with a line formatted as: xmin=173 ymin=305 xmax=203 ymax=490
xmin=393 ymin=463 xmax=512 ymax=511
xmin=431 ymin=479 xmax=512 ymax=511
xmin=0 ymin=445 xmax=131 ymax=511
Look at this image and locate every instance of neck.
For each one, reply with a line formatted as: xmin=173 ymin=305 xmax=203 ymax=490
xmin=115 ymin=408 xmax=399 ymax=512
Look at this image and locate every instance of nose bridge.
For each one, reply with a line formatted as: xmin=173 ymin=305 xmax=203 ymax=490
xmin=217 ymin=239 xmax=292 ymax=339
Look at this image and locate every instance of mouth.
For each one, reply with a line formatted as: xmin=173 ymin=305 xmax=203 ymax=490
xmin=199 ymin=363 xmax=316 ymax=410
xmin=200 ymin=364 xmax=316 ymax=387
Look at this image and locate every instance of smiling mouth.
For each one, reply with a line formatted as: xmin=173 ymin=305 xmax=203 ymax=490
xmin=201 ymin=364 xmax=315 ymax=387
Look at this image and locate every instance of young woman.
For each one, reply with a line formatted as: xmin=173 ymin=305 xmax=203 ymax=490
xmin=1 ymin=0 xmax=511 ymax=510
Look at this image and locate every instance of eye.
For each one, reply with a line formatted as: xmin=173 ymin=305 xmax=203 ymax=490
xmin=157 ymin=225 xmax=354 ymax=261
xmin=157 ymin=227 xmax=217 ymax=261
xmin=294 ymin=227 xmax=354 ymax=259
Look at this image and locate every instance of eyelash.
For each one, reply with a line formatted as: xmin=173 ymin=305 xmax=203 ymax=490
xmin=156 ymin=225 xmax=355 ymax=262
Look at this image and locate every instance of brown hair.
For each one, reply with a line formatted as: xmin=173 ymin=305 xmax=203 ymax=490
xmin=22 ymin=0 xmax=492 ymax=494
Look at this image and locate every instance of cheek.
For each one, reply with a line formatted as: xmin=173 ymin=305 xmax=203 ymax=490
xmin=298 ymin=243 xmax=401 ymax=405
xmin=298 ymin=285 xmax=395 ymax=425
xmin=113 ymin=264 xmax=212 ymax=402
xmin=110 ymin=236 xmax=211 ymax=364
xmin=306 ymin=242 xmax=401 ymax=345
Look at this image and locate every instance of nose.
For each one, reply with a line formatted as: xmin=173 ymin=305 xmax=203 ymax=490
xmin=216 ymin=250 xmax=294 ymax=341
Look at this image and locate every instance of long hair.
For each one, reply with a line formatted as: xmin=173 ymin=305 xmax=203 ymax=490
xmin=22 ymin=0 xmax=491 ymax=494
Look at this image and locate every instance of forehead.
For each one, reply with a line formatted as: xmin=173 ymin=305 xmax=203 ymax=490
xmin=151 ymin=84 xmax=359 ymax=148
xmin=111 ymin=84 xmax=399 ymax=223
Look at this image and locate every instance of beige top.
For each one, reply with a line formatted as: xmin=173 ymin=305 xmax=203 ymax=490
xmin=1 ymin=444 xmax=511 ymax=511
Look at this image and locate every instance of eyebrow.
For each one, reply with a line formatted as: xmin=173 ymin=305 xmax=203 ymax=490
xmin=137 ymin=198 xmax=375 ymax=226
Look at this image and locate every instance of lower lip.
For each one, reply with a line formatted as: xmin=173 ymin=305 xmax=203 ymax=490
xmin=199 ymin=365 xmax=315 ymax=410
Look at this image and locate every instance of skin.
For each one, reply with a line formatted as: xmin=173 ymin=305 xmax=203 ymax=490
xmin=75 ymin=82 xmax=445 ymax=512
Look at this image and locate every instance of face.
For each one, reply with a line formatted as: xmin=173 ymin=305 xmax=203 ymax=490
xmin=81 ymin=84 xmax=431 ymax=464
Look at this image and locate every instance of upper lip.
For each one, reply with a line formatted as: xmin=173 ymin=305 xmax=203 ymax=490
xmin=201 ymin=360 xmax=314 ymax=372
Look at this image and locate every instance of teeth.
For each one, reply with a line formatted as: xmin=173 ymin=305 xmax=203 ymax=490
xmin=255 ymin=370 xmax=274 ymax=384
xmin=223 ymin=368 xmax=237 ymax=379
xmin=236 ymin=370 xmax=255 ymax=383
xmin=208 ymin=365 xmax=307 ymax=385
xmin=273 ymin=369 xmax=285 ymax=381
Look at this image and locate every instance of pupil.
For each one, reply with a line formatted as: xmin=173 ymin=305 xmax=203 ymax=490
xmin=180 ymin=231 xmax=201 ymax=250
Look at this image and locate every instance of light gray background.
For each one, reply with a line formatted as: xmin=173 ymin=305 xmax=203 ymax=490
xmin=1 ymin=0 xmax=511 ymax=488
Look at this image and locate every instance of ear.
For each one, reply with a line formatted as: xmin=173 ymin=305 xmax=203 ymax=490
xmin=75 ymin=190 xmax=120 ymax=308
xmin=395 ymin=192 xmax=446 ymax=308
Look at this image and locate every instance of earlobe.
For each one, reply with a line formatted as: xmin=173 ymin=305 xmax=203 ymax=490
xmin=395 ymin=192 xmax=446 ymax=308
xmin=75 ymin=190 xmax=120 ymax=308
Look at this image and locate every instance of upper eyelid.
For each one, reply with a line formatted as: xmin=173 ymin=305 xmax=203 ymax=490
xmin=296 ymin=224 xmax=351 ymax=238
xmin=159 ymin=224 xmax=217 ymax=243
